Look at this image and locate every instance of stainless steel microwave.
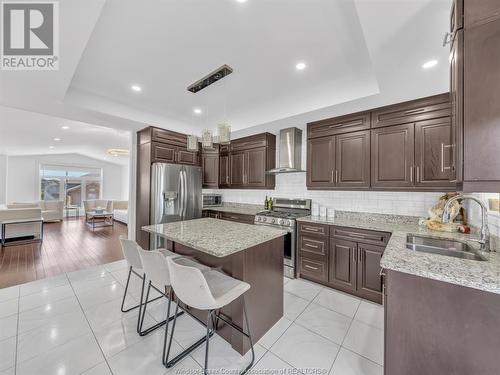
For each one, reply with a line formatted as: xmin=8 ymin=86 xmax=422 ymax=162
xmin=202 ymin=194 xmax=223 ymax=208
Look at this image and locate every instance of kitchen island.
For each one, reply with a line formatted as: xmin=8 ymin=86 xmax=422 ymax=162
xmin=142 ymin=218 xmax=287 ymax=354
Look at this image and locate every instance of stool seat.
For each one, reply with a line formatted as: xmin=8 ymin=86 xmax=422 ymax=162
xmin=204 ymin=269 xmax=250 ymax=309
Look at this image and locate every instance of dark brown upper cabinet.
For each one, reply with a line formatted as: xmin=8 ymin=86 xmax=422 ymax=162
xmin=201 ymin=146 xmax=219 ymax=188
xmin=308 ymin=111 xmax=370 ymax=139
xmin=371 ymin=94 xmax=450 ymax=129
xmin=450 ymin=29 xmax=464 ymax=184
xmin=415 ymin=119 xmax=455 ymax=188
xmin=219 ymin=154 xmax=230 ymax=188
xmin=307 ymin=137 xmax=335 ymax=188
xmin=219 ymin=133 xmax=276 ymax=190
xmin=450 ymin=0 xmax=464 ymax=35
xmin=335 ymin=131 xmax=370 ymax=189
xmin=230 ymin=151 xmax=246 ymax=187
xmin=307 ymin=115 xmax=370 ymax=190
xmin=449 ymin=2 xmax=500 ymax=192
xmin=463 ymin=0 xmax=500 ymax=28
xmin=371 ymin=124 xmax=415 ymax=189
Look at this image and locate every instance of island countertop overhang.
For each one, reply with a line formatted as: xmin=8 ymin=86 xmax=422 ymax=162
xmin=142 ymin=218 xmax=287 ymax=258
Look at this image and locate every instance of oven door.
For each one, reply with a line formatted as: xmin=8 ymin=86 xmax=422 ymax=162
xmin=255 ymin=222 xmax=295 ymax=278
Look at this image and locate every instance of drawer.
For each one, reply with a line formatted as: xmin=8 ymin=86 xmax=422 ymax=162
xmin=299 ymin=257 xmax=328 ymax=282
xmin=331 ymin=226 xmax=390 ymax=246
xmin=298 ymin=222 xmax=329 ymax=238
xmin=299 ymin=236 xmax=327 ymax=258
xmin=219 ymin=212 xmax=254 ymax=225
xmin=307 ymin=111 xmax=371 ymax=139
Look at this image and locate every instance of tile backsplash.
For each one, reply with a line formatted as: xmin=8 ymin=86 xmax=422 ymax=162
xmin=203 ymin=173 xmax=445 ymax=218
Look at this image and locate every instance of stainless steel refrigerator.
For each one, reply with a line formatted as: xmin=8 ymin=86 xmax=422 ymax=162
xmin=150 ymin=162 xmax=202 ymax=248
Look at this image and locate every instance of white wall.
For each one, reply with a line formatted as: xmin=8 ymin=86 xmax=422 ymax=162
xmin=5 ymin=153 xmax=128 ymax=203
xmin=0 ymin=155 xmax=7 ymax=204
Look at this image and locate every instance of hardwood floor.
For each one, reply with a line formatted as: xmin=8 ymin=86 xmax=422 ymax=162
xmin=0 ymin=217 xmax=127 ymax=288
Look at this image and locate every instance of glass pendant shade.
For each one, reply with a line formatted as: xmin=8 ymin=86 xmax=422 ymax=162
xmin=187 ymin=135 xmax=199 ymax=151
xmin=218 ymin=123 xmax=231 ymax=145
xmin=201 ymin=129 xmax=213 ymax=149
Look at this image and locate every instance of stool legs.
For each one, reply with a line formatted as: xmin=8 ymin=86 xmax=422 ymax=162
xmin=204 ymin=310 xmax=214 ymax=374
xmin=120 ymin=266 xmax=141 ymax=313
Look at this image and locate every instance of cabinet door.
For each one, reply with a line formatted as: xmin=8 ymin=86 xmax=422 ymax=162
xmin=371 ymin=124 xmax=415 ymax=188
xmin=152 ymin=142 xmax=176 ymax=163
xmin=219 ymin=154 xmax=230 ymax=187
xmin=246 ymin=148 xmax=267 ymax=187
xmin=464 ymin=18 xmax=500 ymax=184
xmin=177 ymin=149 xmax=198 ymax=165
xmin=202 ymin=154 xmax=219 ymax=188
xmin=357 ymin=243 xmax=384 ymax=304
xmin=335 ymin=130 xmax=370 ymax=188
xmin=464 ymin=0 xmax=500 ymax=28
xmin=329 ymin=238 xmax=357 ymax=293
xmin=230 ymin=152 xmax=245 ymax=186
xmin=306 ymin=137 xmax=335 ymax=189
xmin=415 ymin=119 xmax=455 ymax=188
xmin=450 ymin=30 xmax=464 ymax=183
xmin=450 ymin=0 xmax=463 ymax=35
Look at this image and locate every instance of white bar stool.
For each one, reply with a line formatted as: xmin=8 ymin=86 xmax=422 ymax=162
xmin=119 ymin=236 xmax=177 ymax=336
xmin=165 ymin=256 xmax=255 ymax=375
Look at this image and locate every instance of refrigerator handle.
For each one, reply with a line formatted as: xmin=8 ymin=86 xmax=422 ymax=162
xmin=178 ymin=168 xmax=184 ymax=220
xmin=182 ymin=169 xmax=188 ymax=218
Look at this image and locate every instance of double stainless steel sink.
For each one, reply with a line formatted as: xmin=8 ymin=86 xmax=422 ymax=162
xmin=406 ymin=234 xmax=487 ymax=261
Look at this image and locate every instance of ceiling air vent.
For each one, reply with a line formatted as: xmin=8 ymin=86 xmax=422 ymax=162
xmin=187 ymin=64 xmax=233 ymax=93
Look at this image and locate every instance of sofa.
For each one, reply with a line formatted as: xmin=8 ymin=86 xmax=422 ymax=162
xmin=10 ymin=201 xmax=64 ymax=222
xmin=0 ymin=205 xmax=43 ymax=242
xmin=112 ymin=200 xmax=128 ymax=224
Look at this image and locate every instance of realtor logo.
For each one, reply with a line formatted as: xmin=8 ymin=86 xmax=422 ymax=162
xmin=1 ymin=1 xmax=59 ymax=70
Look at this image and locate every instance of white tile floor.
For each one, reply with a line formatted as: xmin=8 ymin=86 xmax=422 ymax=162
xmin=0 ymin=260 xmax=384 ymax=375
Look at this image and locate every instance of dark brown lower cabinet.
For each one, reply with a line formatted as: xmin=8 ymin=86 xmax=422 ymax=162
xmin=298 ymin=224 xmax=389 ymax=304
xmin=218 ymin=211 xmax=255 ymax=225
xmin=385 ymin=270 xmax=500 ymax=375
xmin=356 ymin=243 xmax=384 ymax=301
xmin=329 ymin=239 xmax=357 ymax=293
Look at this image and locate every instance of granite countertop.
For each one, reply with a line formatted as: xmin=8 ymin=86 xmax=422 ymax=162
xmin=203 ymin=203 xmax=264 ymax=216
xmin=297 ymin=213 xmax=500 ymax=295
xmin=142 ymin=218 xmax=287 ymax=258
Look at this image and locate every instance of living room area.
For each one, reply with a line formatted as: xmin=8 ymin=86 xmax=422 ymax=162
xmin=0 ymin=107 xmax=132 ymax=288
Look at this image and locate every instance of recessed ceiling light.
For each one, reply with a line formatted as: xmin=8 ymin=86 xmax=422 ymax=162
xmin=61 ymin=126 xmax=69 ymax=130
xmin=131 ymin=85 xmax=142 ymax=92
xmin=49 ymin=146 xmax=55 ymax=149
xmin=422 ymin=59 xmax=438 ymax=69
xmin=193 ymin=108 xmax=202 ymax=115
xmin=107 ymin=148 xmax=129 ymax=157
xmin=53 ymin=137 xmax=61 ymax=141
xmin=295 ymin=62 xmax=306 ymax=71
xmin=236 ymin=0 xmax=248 ymax=3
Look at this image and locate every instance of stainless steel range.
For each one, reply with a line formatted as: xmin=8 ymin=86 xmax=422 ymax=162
xmin=254 ymin=198 xmax=311 ymax=278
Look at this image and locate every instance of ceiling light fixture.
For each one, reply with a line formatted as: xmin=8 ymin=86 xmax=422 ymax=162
xmin=422 ymin=59 xmax=438 ymax=69
xmin=53 ymin=137 xmax=61 ymax=141
xmin=236 ymin=0 xmax=248 ymax=3
xmin=107 ymin=148 xmax=129 ymax=157
xmin=295 ymin=62 xmax=306 ymax=71
xmin=49 ymin=146 xmax=55 ymax=149
xmin=131 ymin=85 xmax=142 ymax=92
xmin=193 ymin=108 xmax=202 ymax=115
xmin=61 ymin=126 xmax=70 ymax=130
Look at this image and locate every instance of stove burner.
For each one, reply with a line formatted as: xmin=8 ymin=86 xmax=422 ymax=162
xmin=255 ymin=210 xmax=308 ymax=219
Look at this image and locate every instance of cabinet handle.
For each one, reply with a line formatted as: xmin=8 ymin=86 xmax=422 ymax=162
xmin=352 ymin=248 xmax=356 ymax=262
xmin=305 ymin=243 xmax=319 ymax=249
xmin=440 ymin=143 xmax=453 ymax=172
xmin=330 ymin=170 xmax=334 ymax=183
xmin=344 ymin=232 xmax=365 ymax=239
xmin=335 ymin=170 xmax=339 ymax=184
xmin=410 ymin=166 xmax=413 ymax=183
xmin=304 ymin=264 xmax=319 ymax=271
xmin=304 ymin=226 xmax=320 ymax=232
xmin=416 ymin=166 xmax=420 ymax=183
xmin=404 ymin=108 xmax=425 ymax=115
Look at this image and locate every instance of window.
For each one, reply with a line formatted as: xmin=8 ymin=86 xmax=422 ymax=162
xmin=40 ymin=165 xmax=103 ymax=206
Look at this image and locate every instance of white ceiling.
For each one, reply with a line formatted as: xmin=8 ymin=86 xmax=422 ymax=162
xmin=0 ymin=106 xmax=130 ymax=165
xmin=0 ymin=0 xmax=452 ymax=158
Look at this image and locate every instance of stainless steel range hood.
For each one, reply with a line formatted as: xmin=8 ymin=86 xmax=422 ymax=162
xmin=267 ymin=127 xmax=305 ymax=174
